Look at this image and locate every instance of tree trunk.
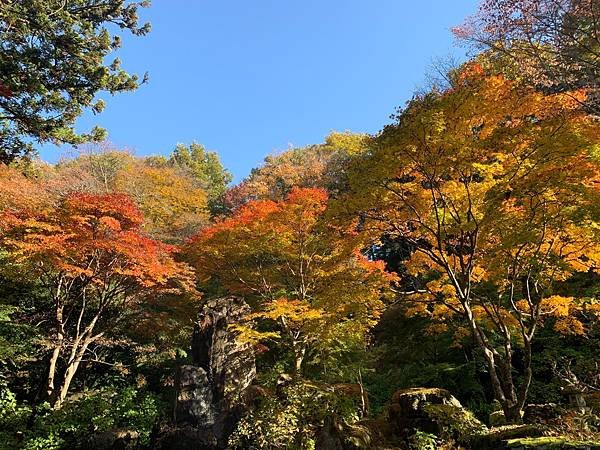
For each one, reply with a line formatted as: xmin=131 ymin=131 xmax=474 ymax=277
xmin=514 ymin=336 xmax=534 ymax=418
xmin=293 ymin=345 xmax=306 ymax=376
xmin=279 ymin=316 xmax=306 ymax=377
xmin=46 ymin=341 xmax=62 ymax=399
xmin=54 ymin=338 xmax=92 ymax=409
xmin=46 ymin=304 xmax=64 ymax=400
xmin=462 ymin=301 xmax=527 ymax=423
xmin=504 ymin=403 xmax=523 ymax=423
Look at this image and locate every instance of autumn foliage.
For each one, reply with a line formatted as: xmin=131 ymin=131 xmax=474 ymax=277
xmin=455 ymin=0 xmax=600 ymax=113
xmin=186 ymin=187 xmax=392 ymax=374
xmin=2 ymin=4 xmax=600 ymax=446
xmin=340 ymin=64 xmax=600 ymax=420
xmin=0 ymin=190 xmax=193 ymax=407
xmin=222 ymin=132 xmax=369 ymax=211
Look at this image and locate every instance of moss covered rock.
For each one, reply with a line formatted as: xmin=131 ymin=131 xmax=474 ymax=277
xmin=423 ymin=403 xmax=487 ymax=441
xmin=467 ymin=424 xmax=545 ymax=449
xmin=387 ymin=387 xmax=487 ymax=443
xmin=505 ymin=436 xmax=600 ymax=449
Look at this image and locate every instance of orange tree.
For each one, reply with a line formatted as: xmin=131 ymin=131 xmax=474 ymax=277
xmin=454 ymin=0 xmax=600 ymax=113
xmin=340 ymin=64 xmax=600 ymax=421
xmin=0 ymin=164 xmax=52 ymax=212
xmin=185 ymin=187 xmax=392 ymax=376
xmin=0 ymin=192 xmax=193 ymax=408
xmin=222 ymin=132 xmax=369 ymax=211
xmin=46 ymin=149 xmax=211 ymax=242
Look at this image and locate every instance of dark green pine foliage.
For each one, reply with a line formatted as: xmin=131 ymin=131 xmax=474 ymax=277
xmin=0 ymin=0 xmax=150 ymax=163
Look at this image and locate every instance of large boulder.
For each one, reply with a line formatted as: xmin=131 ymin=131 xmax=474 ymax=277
xmin=174 ymin=366 xmax=214 ymax=426
xmin=391 ymin=387 xmax=463 ymax=411
xmin=388 ymin=387 xmax=486 ymax=441
xmin=191 ymin=296 xmax=256 ymax=406
xmin=523 ymin=403 xmax=561 ymax=424
xmin=388 ymin=387 xmax=462 ymax=435
xmin=169 ymin=296 xmax=256 ymax=449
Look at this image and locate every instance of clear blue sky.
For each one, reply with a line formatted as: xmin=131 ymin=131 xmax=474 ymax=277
xmin=40 ymin=0 xmax=480 ymax=182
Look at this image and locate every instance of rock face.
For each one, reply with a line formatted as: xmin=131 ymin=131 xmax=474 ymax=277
xmin=191 ymin=296 xmax=256 ymax=408
xmin=388 ymin=387 xmax=486 ymax=440
xmin=167 ymin=296 xmax=256 ymax=449
xmin=174 ymin=366 xmax=214 ymax=426
xmin=523 ymin=403 xmax=561 ymax=424
xmin=388 ymin=387 xmax=463 ymax=435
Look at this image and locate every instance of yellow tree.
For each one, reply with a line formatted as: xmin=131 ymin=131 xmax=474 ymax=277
xmin=114 ymin=160 xmax=210 ymax=242
xmin=45 ymin=148 xmax=211 ymax=242
xmin=186 ymin=187 xmax=392 ymax=375
xmin=341 ymin=64 xmax=600 ymax=421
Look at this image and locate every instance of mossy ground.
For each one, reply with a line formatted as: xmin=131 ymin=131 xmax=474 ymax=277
xmin=506 ymin=436 xmax=600 ymax=448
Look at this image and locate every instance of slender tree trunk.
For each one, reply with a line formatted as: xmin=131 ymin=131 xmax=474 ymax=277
xmin=515 ymin=336 xmax=534 ymax=416
xmin=46 ymin=341 xmax=62 ymax=399
xmin=464 ymin=304 xmax=506 ymax=400
xmin=462 ymin=301 xmax=526 ymax=422
xmin=54 ymin=338 xmax=93 ymax=409
xmin=279 ymin=316 xmax=306 ymax=377
xmin=53 ymin=304 xmax=104 ymax=409
xmin=293 ymin=346 xmax=306 ymax=376
xmin=46 ymin=304 xmax=64 ymax=400
xmin=497 ymin=357 xmax=522 ymax=423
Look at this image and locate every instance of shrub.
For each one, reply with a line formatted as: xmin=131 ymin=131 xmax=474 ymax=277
xmin=229 ymin=380 xmax=360 ymax=450
xmin=0 ymin=385 xmax=164 ymax=449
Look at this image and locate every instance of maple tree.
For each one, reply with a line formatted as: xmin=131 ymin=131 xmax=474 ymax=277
xmin=36 ymin=147 xmax=211 ymax=242
xmin=1 ymin=2 xmax=600 ymax=443
xmin=186 ymin=187 xmax=392 ymax=375
xmin=454 ymin=0 xmax=600 ymax=113
xmin=0 ymin=164 xmax=53 ymax=213
xmin=340 ymin=64 xmax=600 ymax=421
xmin=222 ymin=132 xmax=369 ymax=212
xmin=0 ymin=191 xmax=193 ymax=408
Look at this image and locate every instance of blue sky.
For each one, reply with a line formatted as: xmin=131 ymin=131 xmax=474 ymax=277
xmin=40 ymin=0 xmax=480 ymax=182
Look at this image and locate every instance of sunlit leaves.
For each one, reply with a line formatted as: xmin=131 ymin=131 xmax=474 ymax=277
xmin=186 ymin=187 xmax=391 ymax=372
xmin=340 ymin=64 xmax=600 ymax=412
xmin=115 ymin=160 xmax=209 ymax=242
xmin=223 ymin=132 xmax=369 ymax=212
xmin=455 ymin=0 xmax=600 ymax=113
xmin=1 ymin=191 xmax=193 ymax=294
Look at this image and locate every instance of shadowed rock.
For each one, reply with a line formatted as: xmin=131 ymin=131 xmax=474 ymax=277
xmin=164 ymin=296 xmax=256 ymax=449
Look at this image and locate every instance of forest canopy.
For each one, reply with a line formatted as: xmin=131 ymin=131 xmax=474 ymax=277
xmin=0 ymin=1 xmax=599 ymax=450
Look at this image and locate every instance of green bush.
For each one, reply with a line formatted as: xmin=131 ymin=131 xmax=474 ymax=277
xmin=0 ymin=385 xmax=164 ymax=449
xmin=0 ymin=384 xmax=32 ymax=449
xmin=228 ymin=380 xmax=361 ymax=450
xmin=408 ymin=430 xmax=438 ymax=450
